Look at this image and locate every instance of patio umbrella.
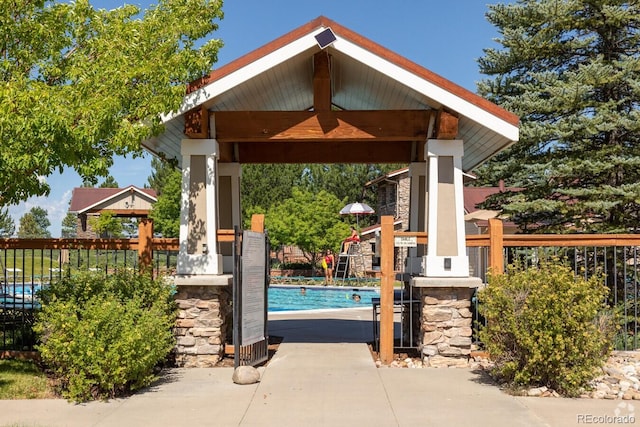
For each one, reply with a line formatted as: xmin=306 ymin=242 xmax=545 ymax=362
xmin=464 ymin=209 xmax=501 ymax=221
xmin=340 ymin=202 xmax=375 ymax=228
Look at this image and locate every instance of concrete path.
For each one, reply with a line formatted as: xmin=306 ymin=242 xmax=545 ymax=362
xmin=0 ymin=308 xmax=636 ymax=426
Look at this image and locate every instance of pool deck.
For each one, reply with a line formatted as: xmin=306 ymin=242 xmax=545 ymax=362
xmin=0 ymin=308 xmax=633 ymax=427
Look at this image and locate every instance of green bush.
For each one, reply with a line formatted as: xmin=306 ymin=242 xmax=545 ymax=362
xmin=34 ymin=269 xmax=176 ymax=402
xmin=478 ymin=259 xmax=615 ymax=397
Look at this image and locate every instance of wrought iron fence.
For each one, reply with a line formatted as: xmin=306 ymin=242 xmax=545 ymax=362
xmin=393 ymin=229 xmax=640 ymax=352
xmin=0 ymin=238 xmax=178 ymax=351
xmin=466 ymin=235 xmax=640 ymax=351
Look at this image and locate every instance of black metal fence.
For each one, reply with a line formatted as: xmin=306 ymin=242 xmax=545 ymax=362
xmin=0 ymin=244 xmax=178 ymax=351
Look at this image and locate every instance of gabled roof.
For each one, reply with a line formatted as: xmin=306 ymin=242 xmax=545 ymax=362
xmin=69 ymin=186 xmax=157 ymax=214
xmin=145 ymin=16 xmax=518 ymax=170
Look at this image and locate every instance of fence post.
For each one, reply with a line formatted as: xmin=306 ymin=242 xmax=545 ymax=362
xmin=251 ymin=214 xmax=265 ymax=232
xmin=380 ymin=215 xmax=394 ymax=365
xmin=488 ymin=218 xmax=504 ymax=275
xmin=138 ymin=218 xmax=153 ymax=269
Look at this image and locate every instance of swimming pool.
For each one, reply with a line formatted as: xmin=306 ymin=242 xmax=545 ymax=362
xmin=1 ymin=284 xmax=41 ymax=300
xmin=268 ymin=285 xmax=378 ymax=312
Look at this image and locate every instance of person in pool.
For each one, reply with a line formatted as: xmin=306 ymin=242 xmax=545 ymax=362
xmin=352 ymin=293 xmax=361 ymax=302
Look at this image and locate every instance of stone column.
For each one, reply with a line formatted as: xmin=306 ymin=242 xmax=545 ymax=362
xmin=410 ymin=140 xmax=482 ymax=366
xmin=414 ymin=283 xmax=476 ymax=368
xmin=177 ymin=138 xmax=223 ymax=276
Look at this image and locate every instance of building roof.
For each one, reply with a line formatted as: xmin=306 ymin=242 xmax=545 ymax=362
xmin=69 ymin=186 xmax=157 ymax=214
xmin=144 ymin=16 xmax=518 ymax=170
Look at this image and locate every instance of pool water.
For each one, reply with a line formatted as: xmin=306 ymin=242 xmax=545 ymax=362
xmin=268 ymin=285 xmax=378 ymax=312
xmin=2 ymin=284 xmax=41 ymax=299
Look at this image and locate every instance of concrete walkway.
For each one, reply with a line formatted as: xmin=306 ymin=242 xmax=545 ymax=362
xmin=0 ymin=308 xmax=636 ymax=426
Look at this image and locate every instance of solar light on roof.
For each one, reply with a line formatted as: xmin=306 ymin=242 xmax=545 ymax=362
xmin=315 ymin=28 xmax=336 ymax=49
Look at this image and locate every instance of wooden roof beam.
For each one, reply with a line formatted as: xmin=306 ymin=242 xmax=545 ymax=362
xmin=213 ymin=110 xmax=432 ymax=142
xmin=433 ymin=109 xmax=459 ymax=139
xmin=313 ymin=51 xmax=332 ymax=111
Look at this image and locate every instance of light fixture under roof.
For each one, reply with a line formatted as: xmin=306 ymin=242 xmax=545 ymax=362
xmin=314 ymin=27 xmax=336 ymax=49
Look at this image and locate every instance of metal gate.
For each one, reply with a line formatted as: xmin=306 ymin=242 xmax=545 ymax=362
xmin=232 ymin=226 xmax=270 ymax=368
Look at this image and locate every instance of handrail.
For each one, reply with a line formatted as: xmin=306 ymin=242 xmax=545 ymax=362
xmin=392 ymin=231 xmax=640 ymax=248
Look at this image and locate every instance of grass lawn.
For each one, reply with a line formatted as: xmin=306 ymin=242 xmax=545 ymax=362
xmin=0 ymin=359 xmax=57 ymax=399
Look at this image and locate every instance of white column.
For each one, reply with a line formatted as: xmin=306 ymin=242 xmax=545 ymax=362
xmin=406 ymin=162 xmax=426 ymax=275
xmin=218 ymin=163 xmax=241 ymax=273
xmin=423 ymin=139 xmax=469 ymax=277
xmin=177 ymin=138 xmax=223 ymax=276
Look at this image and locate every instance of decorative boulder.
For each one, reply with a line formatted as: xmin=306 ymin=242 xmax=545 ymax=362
xmin=232 ymin=365 xmax=261 ymax=385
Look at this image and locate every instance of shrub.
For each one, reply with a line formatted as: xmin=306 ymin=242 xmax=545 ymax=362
xmin=477 ymin=259 xmax=615 ymax=397
xmin=34 ymin=268 xmax=176 ymax=402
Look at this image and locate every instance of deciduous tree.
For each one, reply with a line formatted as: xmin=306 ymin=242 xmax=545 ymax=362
xmin=266 ymin=188 xmax=350 ymax=267
xmin=0 ymin=0 xmax=223 ymax=205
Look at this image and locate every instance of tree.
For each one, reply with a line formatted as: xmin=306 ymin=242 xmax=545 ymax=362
xmin=0 ymin=208 xmax=15 ymax=237
xmin=88 ymin=211 xmax=123 ymax=238
xmin=475 ymin=1 xmax=640 ymax=233
xmin=149 ymin=168 xmax=182 ymax=238
xmin=241 ymin=164 xmax=305 ymax=223
xmin=18 ymin=207 xmax=50 ymax=238
xmin=147 ymin=157 xmax=178 ymax=195
xmin=99 ymin=176 xmax=119 ymax=188
xmin=61 ymin=212 xmax=78 ymax=238
xmin=0 ymin=0 xmax=223 ymax=206
xmin=266 ymin=188 xmax=351 ymax=267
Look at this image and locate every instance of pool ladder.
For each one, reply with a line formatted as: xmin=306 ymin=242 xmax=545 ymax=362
xmin=334 ymin=243 xmax=365 ymax=282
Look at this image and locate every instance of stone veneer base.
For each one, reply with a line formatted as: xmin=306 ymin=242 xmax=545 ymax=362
xmin=410 ymin=277 xmax=482 ymax=368
xmin=173 ymin=275 xmax=232 ymax=368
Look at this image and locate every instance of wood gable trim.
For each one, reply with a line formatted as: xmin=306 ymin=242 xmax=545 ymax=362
xmin=184 ymin=16 xmax=518 ymax=129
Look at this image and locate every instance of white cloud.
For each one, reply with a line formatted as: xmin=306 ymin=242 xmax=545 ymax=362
xmin=7 ymin=189 xmax=72 ymax=238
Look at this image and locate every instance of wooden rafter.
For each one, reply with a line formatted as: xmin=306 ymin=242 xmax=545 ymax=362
xmin=213 ymin=110 xmax=432 ymax=142
xmin=313 ymin=51 xmax=332 ymax=111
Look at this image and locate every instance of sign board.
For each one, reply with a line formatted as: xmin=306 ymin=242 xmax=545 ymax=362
xmin=394 ymin=235 xmax=417 ymax=248
xmin=241 ymin=230 xmax=266 ymax=346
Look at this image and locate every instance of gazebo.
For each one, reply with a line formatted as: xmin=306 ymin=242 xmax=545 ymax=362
xmin=144 ymin=16 xmax=519 ymax=367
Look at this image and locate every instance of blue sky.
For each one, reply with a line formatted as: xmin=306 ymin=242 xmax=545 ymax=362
xmin=8 ymin=0 xmax=506 ymax=237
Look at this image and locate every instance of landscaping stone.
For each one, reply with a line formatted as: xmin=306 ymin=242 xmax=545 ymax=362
xmin=232 ymin=366 xmax=261 ymax=385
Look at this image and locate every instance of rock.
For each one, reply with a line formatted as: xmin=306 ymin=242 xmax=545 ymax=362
xmin=620 ymin=380 xmax=631 ymax=392
xmin=528 ymin=387 xmax=543 ymax=397
xmin=232 ymin=366 xmax=261 ymax=385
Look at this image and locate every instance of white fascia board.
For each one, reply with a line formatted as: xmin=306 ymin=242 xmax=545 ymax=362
xmin=162 ymin=29 xmax=328 ymax=124
xmin=78 ymin=186 xmax=157 ymax=214
xmin=332 ymin=38 xmax=519 ymax=142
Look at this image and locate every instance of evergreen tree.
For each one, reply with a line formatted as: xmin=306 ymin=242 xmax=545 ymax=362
xmin=475 ymin=0 xmax=640 ymax=233
xmin=61 ymin=212 xmax=78 ymax=238
xmin=300 ymin=164 xmax=404 ymax=227
xmin=240 ymin=164 xmax=305 ymax=220
xmin=18 ymin=207 xmax=50 ymax=238
xmin=149 ymin=168 xmax=181 ymax=238
xmin=0 ymin=208 xmax=15 ymax=237
xmin=99 ymin=175 xmax=119 ymax=188
xmin=147 ymin=157 xmax=178 ymax=195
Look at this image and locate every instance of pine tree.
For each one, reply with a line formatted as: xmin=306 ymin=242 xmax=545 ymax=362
xmin=61 ymin=212 xmax=78 ymax=238
xmin=475 ymin=0 xmax=640 ymax=233
xmin=0 ymin=208 xmax=15 ymax=237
